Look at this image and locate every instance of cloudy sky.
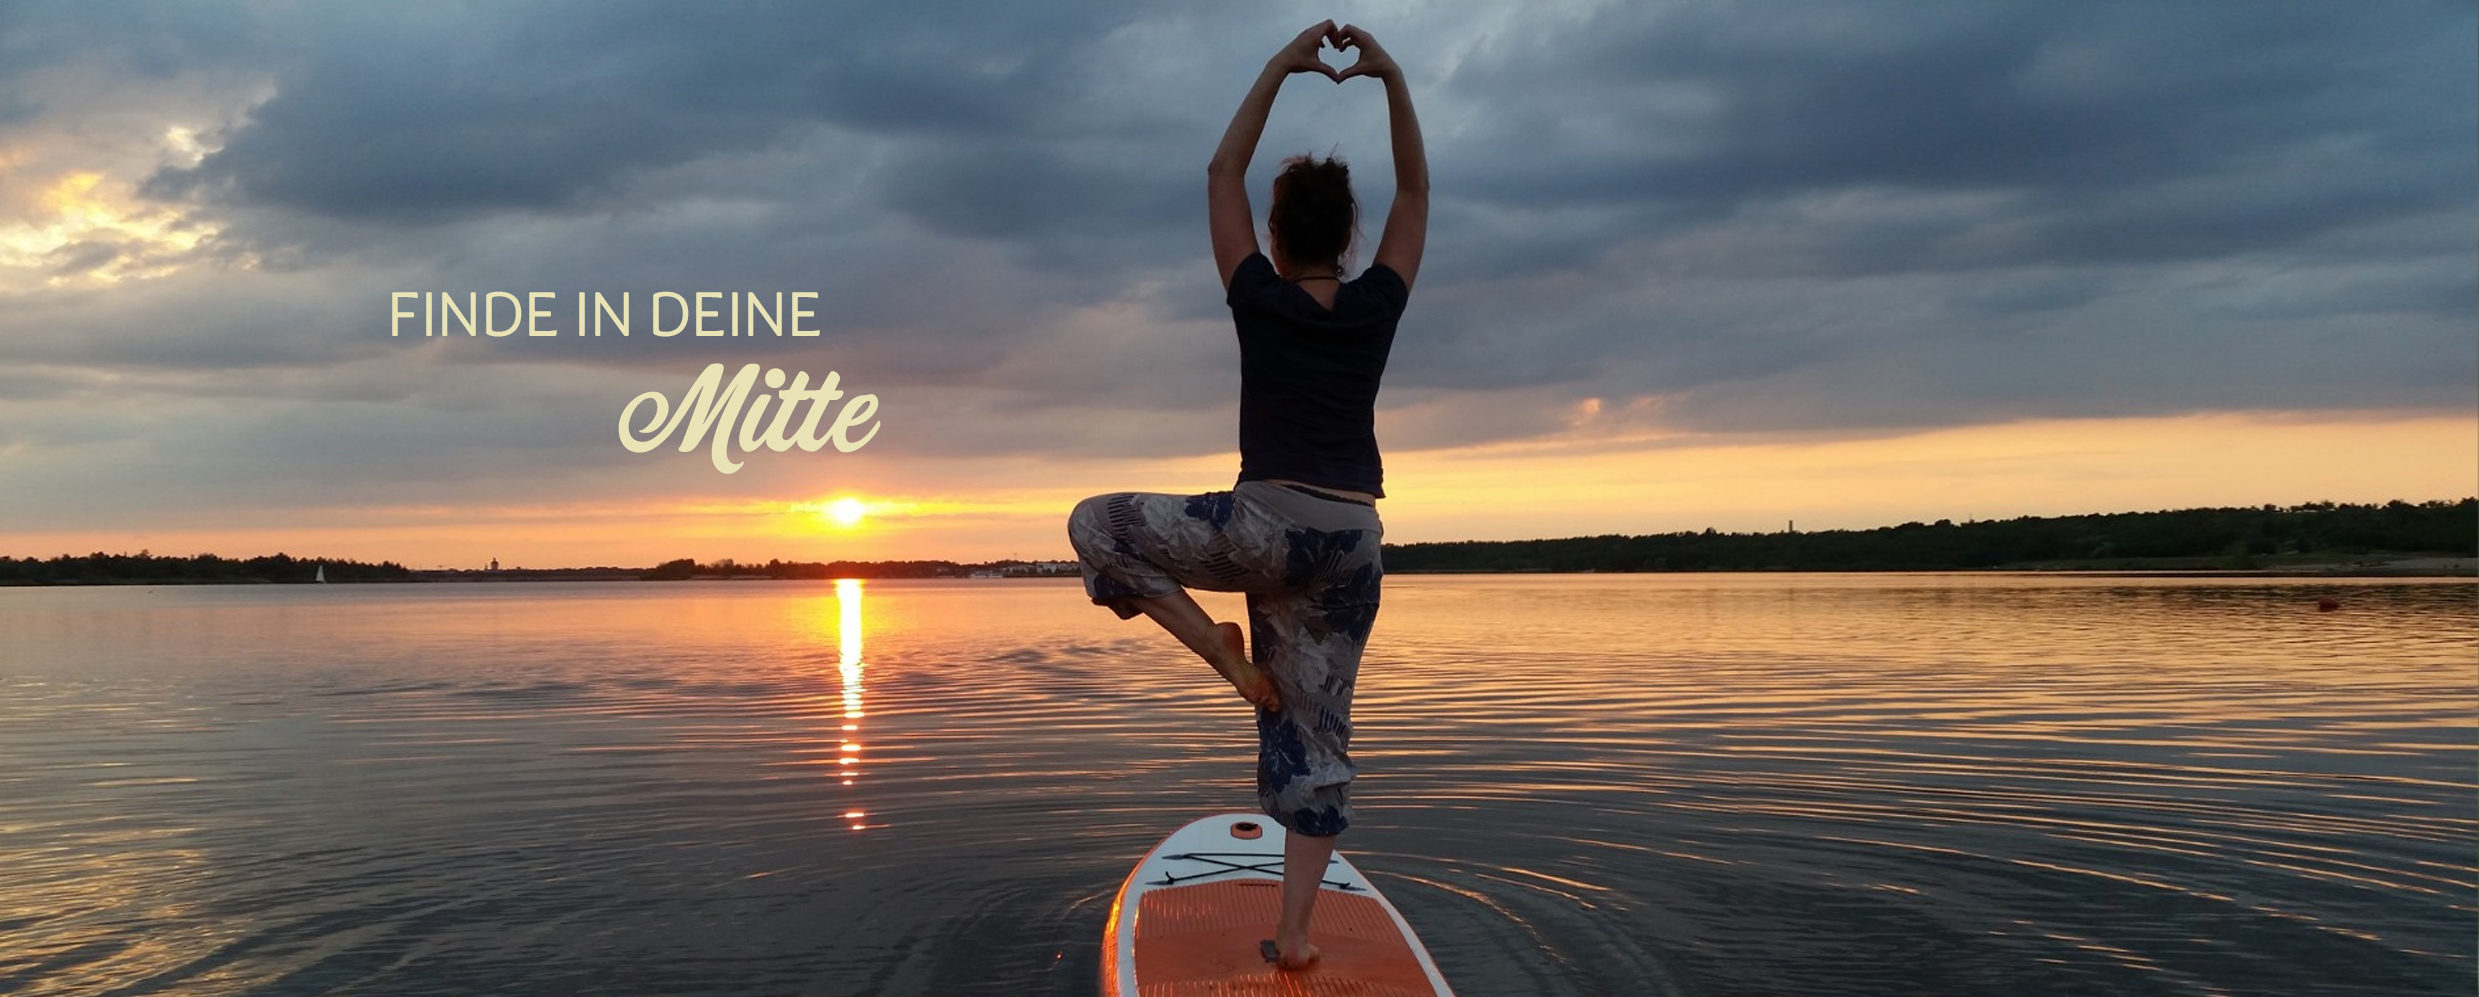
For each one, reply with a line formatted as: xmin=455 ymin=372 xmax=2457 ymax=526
xmin=2 ymin=0 xmax=2471 ymax=567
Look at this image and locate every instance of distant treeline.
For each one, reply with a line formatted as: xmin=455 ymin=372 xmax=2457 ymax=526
xmin=0 ymin=552 xmax=415 ymax=585
xmin=0 ymin=552 xmax=1074 ymax=585
xmin=643 ymin=557 xmax=959 ymax=580
xmin=639 ymin=558 xmax=1077 ymax=580
xmin=1381 ymin=499 xmax=2478 ymax=573
xmin=11 ymin=500 xmax=2468 ymax=583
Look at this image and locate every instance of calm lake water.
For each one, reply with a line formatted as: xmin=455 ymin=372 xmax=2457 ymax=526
xmin=1 ymin=574 xmax=2471 ymax=996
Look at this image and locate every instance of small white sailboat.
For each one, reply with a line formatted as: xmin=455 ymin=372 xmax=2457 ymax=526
xmin=314 ymin=563 xmax=327 ymax=584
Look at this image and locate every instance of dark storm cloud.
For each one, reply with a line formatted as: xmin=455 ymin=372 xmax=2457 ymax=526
xmin=1438 ymin=0 xmax=2473 ymax=274
xmin=131 ymin=0 xmax=1142 ymax=222
xmin=874 ymin=137 xmax=1192 ymax=242
xmin=2 ymin=0 xmax=2469 ymax=494
xmin=0 ymin=1 xmax=252 ymax=81
xmin=1335 ymin=0 xmax=2475 ymax=432
xmin=40 ymin=0 xmax=2462 ymax=279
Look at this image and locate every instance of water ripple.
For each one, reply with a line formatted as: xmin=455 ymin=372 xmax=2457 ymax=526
xmin=0 ymin=575 xmax=2469 ymax=996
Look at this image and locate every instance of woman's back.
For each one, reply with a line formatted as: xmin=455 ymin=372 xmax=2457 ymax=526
xmin=1227 ymin=252 xmax=1408 ymax=498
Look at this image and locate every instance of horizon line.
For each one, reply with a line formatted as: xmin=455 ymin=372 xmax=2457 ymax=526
xmin=7 ymin=496 xmax=2471 ymax=571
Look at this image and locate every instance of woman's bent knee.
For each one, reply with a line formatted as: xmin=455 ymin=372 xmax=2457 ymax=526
xmin=1067 ymin=493 xmax=1128 ymax=564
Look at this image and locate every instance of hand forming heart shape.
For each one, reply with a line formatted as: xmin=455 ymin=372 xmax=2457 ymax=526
xmin=1277 ymin=20 xmax=1398 ymax=84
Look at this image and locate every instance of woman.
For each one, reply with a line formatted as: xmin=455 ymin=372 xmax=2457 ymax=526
xmin=1066 ymin=20 xmax=1426 ymax=971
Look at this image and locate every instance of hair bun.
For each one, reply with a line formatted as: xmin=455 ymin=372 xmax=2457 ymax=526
xmin=1270 ymin=155 xmax=1359 ymax=268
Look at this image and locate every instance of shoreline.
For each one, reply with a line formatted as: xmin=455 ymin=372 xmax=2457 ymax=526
xmin=6 ymin=560 xmax=2472 ymax=586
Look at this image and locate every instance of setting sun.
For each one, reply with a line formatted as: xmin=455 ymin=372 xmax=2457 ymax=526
xmin=827 ymin=497 xmax=867 ymax=527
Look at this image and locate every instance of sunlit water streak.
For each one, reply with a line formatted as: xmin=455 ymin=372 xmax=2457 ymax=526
xmin=0 ymin=575 xmax=2470 ymax=996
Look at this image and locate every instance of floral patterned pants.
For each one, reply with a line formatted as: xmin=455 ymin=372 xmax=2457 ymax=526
xmin=1066 ymin=480 xmax=1383 ymax=836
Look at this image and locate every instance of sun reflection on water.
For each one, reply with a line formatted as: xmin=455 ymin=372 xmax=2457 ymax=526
xmin=0 ymin=576 xmax=2465 ymax=995
xmin=835 ymin=578 xmax=870 ymax=830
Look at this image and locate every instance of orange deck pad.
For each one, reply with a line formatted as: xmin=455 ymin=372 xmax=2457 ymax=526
xmin=1132 ymin=879 xmax=1437 ymax=996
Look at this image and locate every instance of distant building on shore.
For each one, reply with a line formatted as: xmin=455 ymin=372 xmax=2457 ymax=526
xmin=969 ymin=560 xmax=1079 ymax=578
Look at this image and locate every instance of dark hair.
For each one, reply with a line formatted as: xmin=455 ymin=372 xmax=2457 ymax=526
xmin=1269 ymin=154 xmax=1357 ymax=270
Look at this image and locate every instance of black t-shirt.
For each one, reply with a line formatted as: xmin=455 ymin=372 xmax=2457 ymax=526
xmin=1224 ymin=252 xmax=1408 ymax=497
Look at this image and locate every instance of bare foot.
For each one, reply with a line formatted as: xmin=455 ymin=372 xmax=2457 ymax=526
xmin=1211 ymin=622 xmax=1282 ymax=712
xmin=1263 ymin=936 xmax=1321 ymax=971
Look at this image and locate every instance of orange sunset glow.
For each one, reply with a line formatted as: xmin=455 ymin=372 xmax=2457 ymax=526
xmin=9 ymin=410 xmax=2469 ymax=568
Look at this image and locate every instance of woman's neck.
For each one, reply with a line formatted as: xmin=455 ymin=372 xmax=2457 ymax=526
xmin=1278 ymin=258 xmax=1342 ymax=281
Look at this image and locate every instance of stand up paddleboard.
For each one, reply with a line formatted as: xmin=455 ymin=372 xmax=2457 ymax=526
xmin=1102 ymin=812 xmax=1455 ymax=996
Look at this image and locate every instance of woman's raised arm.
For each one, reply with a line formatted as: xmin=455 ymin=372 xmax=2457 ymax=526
xmin=1338 ymin=25 xmax=1427 ymax=289
xmin=1208 ymin=22 xmax=1341 ymax=289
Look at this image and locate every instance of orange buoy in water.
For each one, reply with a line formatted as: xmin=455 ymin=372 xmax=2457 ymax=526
xmin=2316 ymin=597 xmax=2340 ymax=612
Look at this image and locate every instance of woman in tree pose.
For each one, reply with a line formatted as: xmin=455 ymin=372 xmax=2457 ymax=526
xmin=1066 ymin=20 xmax=1427 ymax=971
